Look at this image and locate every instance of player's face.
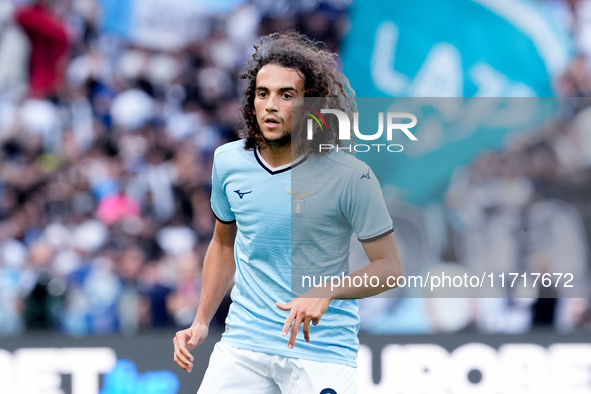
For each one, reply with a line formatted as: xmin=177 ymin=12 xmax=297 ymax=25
xmin=254 ymin=64 xmax=304 ymax=147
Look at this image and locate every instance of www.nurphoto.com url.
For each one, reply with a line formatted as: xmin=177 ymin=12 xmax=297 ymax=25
xmin=302 ymin=272 xmax=575 ymax=292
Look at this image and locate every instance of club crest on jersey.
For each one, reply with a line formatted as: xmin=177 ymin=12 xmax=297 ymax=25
xmin=285 ymin=190 xmax=315 ymax=214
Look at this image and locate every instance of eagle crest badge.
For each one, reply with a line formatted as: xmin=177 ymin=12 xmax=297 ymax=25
xmin=284 ymin=190 xmax=316 ymax=214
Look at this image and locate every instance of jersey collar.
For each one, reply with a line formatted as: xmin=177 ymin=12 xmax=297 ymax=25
xmin=254 ymin=148 xmax=306 ymax=175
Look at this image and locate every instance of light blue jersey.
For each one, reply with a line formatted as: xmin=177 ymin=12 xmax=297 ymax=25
xmin=210 ymin=140 xmax=393 ymax=367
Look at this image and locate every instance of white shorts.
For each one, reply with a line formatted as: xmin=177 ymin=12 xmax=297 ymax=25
xmin=197 ymin=342 xmax=357 ymax=394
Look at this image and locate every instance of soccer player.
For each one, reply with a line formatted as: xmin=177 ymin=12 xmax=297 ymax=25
xmin=173 ymin=32 xmax=403 ymax=394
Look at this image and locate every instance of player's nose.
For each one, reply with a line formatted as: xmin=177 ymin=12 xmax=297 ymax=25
xmin=266 ymin=93 xmax=279 ymax=111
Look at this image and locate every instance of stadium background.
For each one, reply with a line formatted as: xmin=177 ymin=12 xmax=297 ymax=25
xmin=0 ymin=0 xmax=590 ymax=393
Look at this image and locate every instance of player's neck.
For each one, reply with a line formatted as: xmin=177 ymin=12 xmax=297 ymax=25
xmin=258 ymin=144 xmax=292 ymax=168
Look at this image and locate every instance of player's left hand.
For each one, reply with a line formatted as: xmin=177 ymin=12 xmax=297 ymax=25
xmin=276 ymin=294 xmax=332 ymax=349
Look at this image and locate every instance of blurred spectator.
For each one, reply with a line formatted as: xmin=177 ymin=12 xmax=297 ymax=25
xmin=117 ymin=245 xmax=147 ymax=335
xmin=0 ymin=239 xmax=26 ymax=335
xmin=0 ymin=0 xmax=29 ymax=97
xmin=166 ymin=251 xmax=201 ymax=327
xmin=23 ymin=240 xmax=62 ymax=330
xmin=15 ymin=0 xmax=69 ymax=98
xmin=141 ymin=258 xmax=172 ymax=329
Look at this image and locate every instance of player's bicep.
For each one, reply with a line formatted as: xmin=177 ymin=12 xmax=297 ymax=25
xmin=204 ymin=220 xmax=237 ymax=280
xmin=361 ymin=232 xmax=403 ymax=275
xmin=210 ymin=154 xmax=235 ymax=223
xmin=211 ymin=220 xmax=237 ymax=248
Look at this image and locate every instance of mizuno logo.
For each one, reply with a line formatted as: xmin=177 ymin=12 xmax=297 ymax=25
xmin=234 ymin=190 xmax=252 ymax=199
xmin=360 ymin=170 xmax=371 ymax=180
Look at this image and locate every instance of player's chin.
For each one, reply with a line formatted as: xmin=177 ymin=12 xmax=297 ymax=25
xmin=262 ymin=128 xmax=284 ymax=138
xmin=262 ymin=131 xmax=291 ymax=144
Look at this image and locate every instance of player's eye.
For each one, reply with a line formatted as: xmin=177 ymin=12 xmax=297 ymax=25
xmin=257 ymin=91 xmax=267 ymax=98
xmin=282 ymin=93 xmax=292 ymax=99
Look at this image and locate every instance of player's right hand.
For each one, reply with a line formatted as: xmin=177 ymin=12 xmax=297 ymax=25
xmin=173 ymin=324 xmax=209 ymax=373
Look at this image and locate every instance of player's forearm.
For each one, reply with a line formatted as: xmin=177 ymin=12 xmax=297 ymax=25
xmin=326 ymin=257 xmax=403 ymax=300
xmin=309 ymin=233 xmax=404 ymax=300
xmin=192 ymin=238 xmax=235 ymax=327
xmin=280 ymin=256 xmax=402 ymax=349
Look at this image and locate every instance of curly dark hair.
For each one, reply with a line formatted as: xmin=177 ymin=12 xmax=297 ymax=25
xmin=238 ymin=31 xmax=355 ymax=156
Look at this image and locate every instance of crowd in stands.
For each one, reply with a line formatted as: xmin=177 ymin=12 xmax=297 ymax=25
xmin=0 ymin=0 xmax=349 ymax=335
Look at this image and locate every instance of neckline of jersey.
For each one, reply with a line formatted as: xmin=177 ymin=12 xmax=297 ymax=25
xmin=254 ymin=148 xmax=306 ymax=175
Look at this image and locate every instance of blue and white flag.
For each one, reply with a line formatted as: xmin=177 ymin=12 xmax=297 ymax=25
xmin=99 ymin=0 xmax=246 ymax=50
xmin=341 ymin=0 xmax=574 ymax=205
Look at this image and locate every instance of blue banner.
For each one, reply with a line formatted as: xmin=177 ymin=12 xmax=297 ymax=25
xmin=98 ymin=0 xmax=246 ymax=49
xmin=341 ymin=0 xmax=573 ymax=205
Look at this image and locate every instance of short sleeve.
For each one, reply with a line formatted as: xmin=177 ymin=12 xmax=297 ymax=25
xmin=341 ymin=165 xmax=393 ymax=242
xmin=210 ymin=155 xmax=235 ymax=223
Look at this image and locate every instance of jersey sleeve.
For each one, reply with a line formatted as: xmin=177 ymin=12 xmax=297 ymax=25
xmin=210 ymin=153 xmax=236 ymax=223
xmin=341 ymin=165 xmax=393 ymax=242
